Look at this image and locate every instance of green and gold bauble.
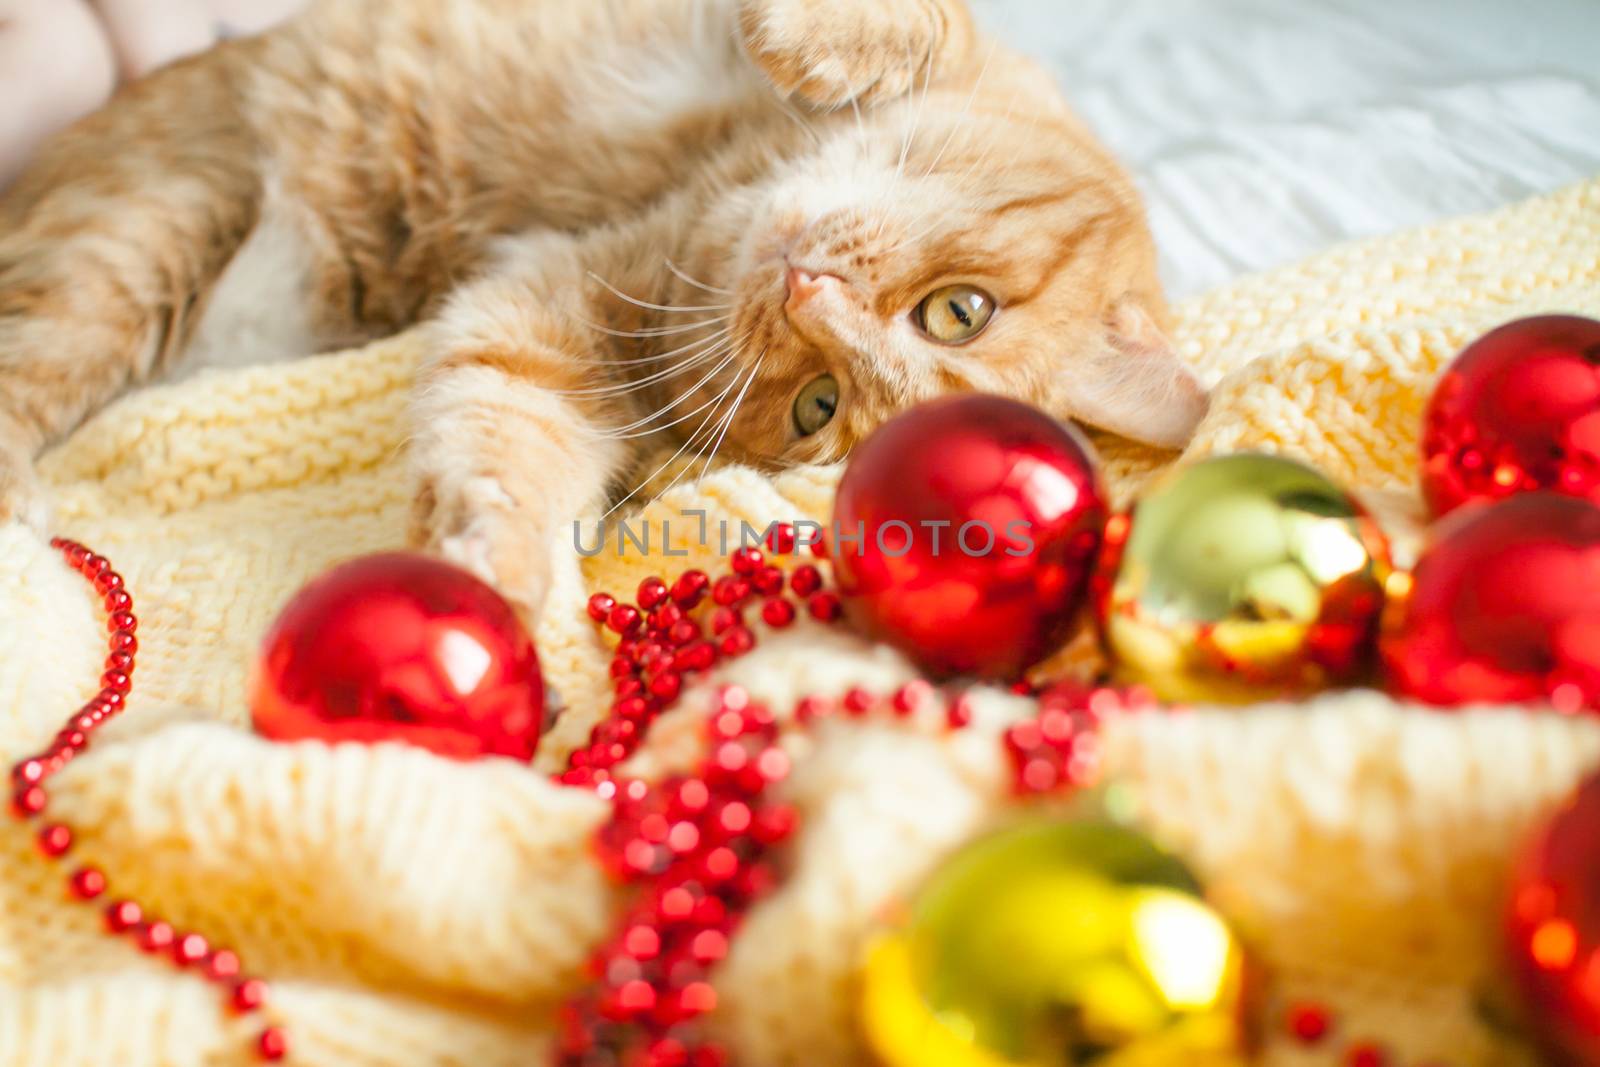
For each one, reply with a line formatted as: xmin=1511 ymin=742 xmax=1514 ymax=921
xmin=859 ymin=814 xmax=1255 ymax=1067
xmin=1095 ymin=453 xmax=1391 ymax=704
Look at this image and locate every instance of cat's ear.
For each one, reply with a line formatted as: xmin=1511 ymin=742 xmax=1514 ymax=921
xmin=1052 ymin=296 xmax=1208 ymax=449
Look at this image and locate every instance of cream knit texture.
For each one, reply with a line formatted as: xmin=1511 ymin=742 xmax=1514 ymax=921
xmin=3 ymin=178 xmax=1599 ymax=1067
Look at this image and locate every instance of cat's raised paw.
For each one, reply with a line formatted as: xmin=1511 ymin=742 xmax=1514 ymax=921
xmin=0 ymin=452 xmax=50 ymax=532
xmin=411 ymin=475 xmax=552 ymax=625
xmin=738 ymin=0 xmax=971 ymax=110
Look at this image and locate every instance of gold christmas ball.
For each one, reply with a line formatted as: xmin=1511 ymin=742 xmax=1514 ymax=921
xmin=860 ymin=816 xmax=1256 ymax=1067
xmin=1096 ymin=453 xmax=1391 ymax=704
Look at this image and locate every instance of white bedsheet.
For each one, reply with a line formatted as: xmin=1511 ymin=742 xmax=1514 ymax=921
xmin=979 ymin=0 xmax=1600 ymax=298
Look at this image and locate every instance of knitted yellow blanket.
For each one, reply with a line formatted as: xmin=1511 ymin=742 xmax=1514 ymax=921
xmin=2 ymin=179 xmax=1598 ymax=1067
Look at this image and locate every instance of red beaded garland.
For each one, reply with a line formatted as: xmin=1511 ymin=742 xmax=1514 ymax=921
xmin=789 ymin=566 xmax=821 ymax=597
xmin=712 ymin=575 xmax=748 ymax=607
xmin=209 ymin=949 xmax=242 ymax=981
xmin=140 ymin=920 xmax=177 ymax=953
xmin=1277 ymin=999 xmax=1456 ymax=1067
xmin=16 ymin=536 xmax=1431 ymax=1067
xmin=762 ymin=523 xmax=797 ymax=556
xmin=609 ymin=604 xmax=644 ymax=636
xmin=672 ymin=570 xmax=710 ymax=608
xmin=565 ymin=548 xmax=851 ymax=788
xmin=760 ymin=598 xmax=795 ymax=628
xmin=69 ymin=867 xmax=107 ymax=900
xmin=258 ymin=1027 xmax=290 ymax=1062
xmin=891 ymin=680 xmax=929 ymax=717
xmin=638 ymin=577 xmax=671 ymax=611
xmin=1001 ymin=682 xmax=1130 ymax=795
xmin=558 ymin=543 xmax=1161 ymax=1067
xmin=1288 ymin=1002 xmax=1332 ymax=1043
xmin=1347 ymin=1044 xmax=1389 ymax=1067
xmin=233 ymin=977 xmax=270 ymax=1013
xmin=175 ymin=931 xmax=209 ymax=965
xmin=12 ymin=784 xmax=46 ymax=817
xmin=559 ymin=684 xmax=795 ymax=1066
xmin=4 ymin=540 xmax=285 ymax=1061
xmin=807 ymin=591 xmax=841 ymax=623
xmin=37 ymin=822 xmax=73 ymax=857
xmin=106 ymin=899 xmax=143 ymax=933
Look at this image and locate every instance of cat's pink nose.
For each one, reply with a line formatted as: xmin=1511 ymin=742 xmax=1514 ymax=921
xmin=785 ymin=266 xmax=840 ymax=310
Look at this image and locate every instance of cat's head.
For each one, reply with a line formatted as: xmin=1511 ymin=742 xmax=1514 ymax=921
xmin=662 ymin=54 xmax=1207 ymax=468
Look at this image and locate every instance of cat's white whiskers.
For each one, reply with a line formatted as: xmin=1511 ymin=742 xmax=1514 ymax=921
xmin=643 ymin=367 xmax=758 ymax=503
xmin=774 ymin=97 xmax=824 ymax=146
xmin=602 ymin=332 xmax=750 ymax=437
xmin=695 ymin=349 xmax=764 ymax=482
xmin=664 ymin=257 xmax=735 ymax=296
xmin=896 ymin=21 xmax=938 ymax=183
xmin=875 ymin=20 xmax=938 ymax=241
xmin=919 ymin=39 xmax=998 ymax=181
xmin=606 ymin=326 xmax=732 ymax=367
xmin=968 ymin=94 xmax=1034 ymax=176
xmin=587 ymin=271 xmax=735 ymax=314
xmin=600 ymin=354 xmax=752 ymax=518
xmin=579 ymin=314 xmax=732 ymax=340
xmin=558 ymin=329 xmax=734 ymax=398
xmin=879 ymin=92 xmax=1027 ymax=257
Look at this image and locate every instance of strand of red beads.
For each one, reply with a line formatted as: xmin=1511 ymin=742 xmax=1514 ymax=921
xmin=8 ymin=539 xmax=287 ymax=1062
xmin=563 ymin=525 xmax=841 ymax=795
xmin=554 ymin=527 xmax=1119 ymax=1066
xmin=1284 ymin=1001 xmax=1448 ymax=1067
xmin=4 ymin=536 xmax=1445 ymax=1065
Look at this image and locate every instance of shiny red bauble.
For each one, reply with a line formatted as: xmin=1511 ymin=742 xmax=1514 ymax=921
xmin=831 ymin=394 xmax=1106 ymax=680
xmin=1422 ymin=314 xmax=1600 ymax=518
xmin=1380 ymin=494 xmax=1600 ymax=709
xmin=251 ymin=553 xmax=545 ymax=760
xmin=1506 ymin=771 xmax=1600 ymax=1065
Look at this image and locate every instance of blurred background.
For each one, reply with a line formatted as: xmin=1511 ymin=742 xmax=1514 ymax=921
xmin=974 ymin=0 xmax=1600 ymax=297
xmin=5 ymin=0 xmax=1598 ymax=296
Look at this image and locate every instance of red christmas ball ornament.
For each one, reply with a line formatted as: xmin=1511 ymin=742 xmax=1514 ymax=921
xmin=251 ymin=553 xmax=544 ymax=760
xmin=1380 ymin=493 xmax=1600 ymax=709
xmin=1506 ymin=770 xmax=1600 ymax=1064
xmin=1422 ymin=314 xmax=1600 ymax=518
xmin=831 ymin=394 xmax=1106 ymax=679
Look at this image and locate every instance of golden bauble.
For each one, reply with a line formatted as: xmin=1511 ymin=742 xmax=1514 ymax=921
xmin=860 ymin=816 xmax=1255 ymax=1067
xmin=1096 ymin=453 xmax=1391 ymax=703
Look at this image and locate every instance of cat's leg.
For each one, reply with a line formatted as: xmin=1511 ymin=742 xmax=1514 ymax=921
xmin=737 ymin=0 xmax=976 ymax=109
xmin=0 ymin=46 xmax=260 ymax=524
xmin=410 ymin=238 xmax=629 ymax=623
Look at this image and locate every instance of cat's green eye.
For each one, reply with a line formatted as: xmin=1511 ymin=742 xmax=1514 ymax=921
xmin=915 ymin=284 xmax=996 ymax=344
xmin=793 ymin=374 xmax=839 ymax=437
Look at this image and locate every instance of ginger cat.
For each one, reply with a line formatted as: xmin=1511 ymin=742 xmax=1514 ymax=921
xmin=0 ymin=0 xmax=1207 ymax=621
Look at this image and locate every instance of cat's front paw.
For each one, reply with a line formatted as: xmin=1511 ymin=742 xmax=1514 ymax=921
xmin=0 ymin=446 xmax=49 ymax=532
xmin=738 ymin=0 xmax=971 ymax=110
xmin=410 ymin=474 xmax=553 ymax=625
